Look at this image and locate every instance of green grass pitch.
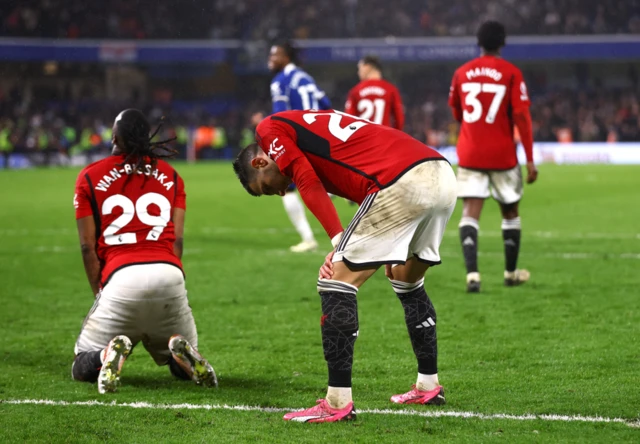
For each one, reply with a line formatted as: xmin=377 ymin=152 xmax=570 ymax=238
xmin=0 ymin=163 xmax=638 ymax=443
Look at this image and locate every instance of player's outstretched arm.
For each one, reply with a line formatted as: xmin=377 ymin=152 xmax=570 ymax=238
xmin=76 ymin=217 xmax=101 ymax=297
xmin=172 ymin=208 xmax=185 ymax=260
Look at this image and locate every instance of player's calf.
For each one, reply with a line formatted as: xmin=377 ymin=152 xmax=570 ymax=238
xmin=390 ymin=277 xmax=443 ymax=402
xmin=459 ymin=217 xmax=480 ymax=292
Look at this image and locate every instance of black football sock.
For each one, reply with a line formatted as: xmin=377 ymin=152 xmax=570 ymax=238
xmin=168 ymin=356 xmax=192 ymax=381
xmin=317 ymin=280 xmax=360 ymax=388
xmin=390 ymin=278 xmax=437 ymax=375
xmin=502 ymin=217 xmax=521 ymax=272
xmin=459 ymin=217 xmax=479 ymax=274
xmin=72 ymin=350 xmax=103 ymax=382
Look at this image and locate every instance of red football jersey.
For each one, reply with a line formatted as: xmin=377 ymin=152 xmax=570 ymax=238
xmin=449 ymin=55 xmax=530 ymax=170
xmin=74 ymin=155 xmax=186 ymax=285
xmin=256 ymin=110 xmax=444 ymax=239
xmin=344 ymin=79 xmax=404 ymax=130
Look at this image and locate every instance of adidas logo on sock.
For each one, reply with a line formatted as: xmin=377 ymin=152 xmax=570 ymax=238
xmin=504 ymin=239 xmax=516 ymax=247
xmin=462 ymin=236 xmax=475 ymax=246
xmin=416 ymin=317 xmax=436 ymax=329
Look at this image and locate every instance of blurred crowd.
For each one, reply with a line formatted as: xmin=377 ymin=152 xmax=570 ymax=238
xmin=1 ymin=81 xmax=638 ymax=167
xmin=3 ymin=0 xmax=639 ymax=40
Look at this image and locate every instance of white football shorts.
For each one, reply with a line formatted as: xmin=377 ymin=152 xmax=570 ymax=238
xmin=456 ymin=166 xmax=523 ymax=204
xmin=333 ymin=160 xmax=457 ymax=267
xmin=74 ymin=263 xmax=197 ymax=365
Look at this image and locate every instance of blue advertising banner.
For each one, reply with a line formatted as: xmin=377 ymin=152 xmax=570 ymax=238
xmin=0 ymin=36 xmax=637 ymax=63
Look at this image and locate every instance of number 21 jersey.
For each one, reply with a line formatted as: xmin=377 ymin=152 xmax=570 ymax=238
xmin=449 ymin=55 xmax=530 ymax=170
xmin=74 ymin=155 xmax=185 ymax=285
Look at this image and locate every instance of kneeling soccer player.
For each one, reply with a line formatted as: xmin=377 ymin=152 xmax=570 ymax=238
xmin=233 ymin=109 xmax=457 ymax=423
xmin=72 ymin=109 xmax=216 ymax=394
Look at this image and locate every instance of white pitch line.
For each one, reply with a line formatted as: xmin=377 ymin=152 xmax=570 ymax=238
xmin=2 ymin=399 xmax=638 ymax=428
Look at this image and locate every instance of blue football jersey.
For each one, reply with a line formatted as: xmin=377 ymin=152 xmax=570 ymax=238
xmin=270 ymin=63 xmax=331 ymax=113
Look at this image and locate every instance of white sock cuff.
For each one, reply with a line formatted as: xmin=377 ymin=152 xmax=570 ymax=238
xmin=502 ymin=217 xmax=521 ymax=230
xmin=459 ymin=217 xmax=479 ymax=230
xmin=317 ymin=279 xmax=359 ymax=296
xmin=389 ymin=278 xmax=425 ymax=294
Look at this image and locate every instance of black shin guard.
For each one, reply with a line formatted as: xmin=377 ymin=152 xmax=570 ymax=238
xmin=391 ymin=279 xmax=438 ymax=375
xmin=459 ymin=221 xmax=479 ymax=274
xmin=72 ymin=351 xmax=103 ymax=382
xmin=502 ymin=218 xmax=522 ymax=272
xmin=317 ymin=280 xmax=359 ymax=388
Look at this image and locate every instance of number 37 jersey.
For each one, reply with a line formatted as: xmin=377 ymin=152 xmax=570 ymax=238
xmin=74 ymin=155 xmax=185 ymax=285
xmin=449 ymin=55 xmax=530 ymax=170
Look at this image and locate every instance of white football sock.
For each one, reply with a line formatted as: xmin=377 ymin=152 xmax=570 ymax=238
xmin=416 ymin=373 xmax=440 ymax=391
xmin=282 ymin=192 xmax=315 ymax=243
xmin=326 ymin=386 xmax=353 ymax=409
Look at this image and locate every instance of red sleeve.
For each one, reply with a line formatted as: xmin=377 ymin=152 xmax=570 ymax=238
xmin=287 ymin=157 xmax=343 ymax=240
xmin=511 ymin=68 xmax=533 ymax=163
xmin=514 ymin=108 xmax=534 ymax=163
xmin=344 ymin=88 xmax=356 ymax=116
xmin=256 ymin=117 xmax=343 ymax=240
xmin=174 ymin=173 xmax=186 ymax=210
xmin=448 ymin=71 xmax=462 ymax=122
xmin=74 ymin=171 xmax=93 ymax=220
xmin=391 ymin=86 xmax=405 ymax=131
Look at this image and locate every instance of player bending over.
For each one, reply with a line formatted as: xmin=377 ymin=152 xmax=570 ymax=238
xmin=269 ymin=41 xmax=332 ymax=253
xmin=449 ymin=20 xmax=538 ymax=293
xmin=72 ymin=109 xmax=216 ymax=394
xmin=233 ymin=110 xmax=456 ymax=423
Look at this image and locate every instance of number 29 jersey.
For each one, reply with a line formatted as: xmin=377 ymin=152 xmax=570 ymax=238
xmin=74 ymin=155 xmax=185 ymax=285
xmin=449 ymin=55 xmax=530 ymax=170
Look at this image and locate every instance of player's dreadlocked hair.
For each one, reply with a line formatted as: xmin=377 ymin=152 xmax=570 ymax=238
xmin=477 ymin=20 xmax=506 ymax=52
xmin=275 ymin=40 xmax=300 ymax=65
xmin=114 ymin=109 xmax=177 ymax=173
xmin=232 ymin=142 xmax=262 ymax=197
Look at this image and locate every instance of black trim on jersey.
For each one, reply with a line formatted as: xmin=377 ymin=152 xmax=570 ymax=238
xmin=84 ymin=174 xmax=102 ymax=242
xmin=101 ymin=261 xmax=184 ymax=287
xmin=413 ymin=255 xmax=442 ymax=266
xmin=271 ymin=115 xmax=384 ymax=189
xmin=457 ymin=165 xmax=520 ymax=172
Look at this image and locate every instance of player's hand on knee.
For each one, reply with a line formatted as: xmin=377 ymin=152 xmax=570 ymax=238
xmin=385 ymin=264 xmax=394 ymax=280
xmin=319 ymin=250 xmax=335 ymax=279
xmin=526 ymin=162 xmax=538 ymax=184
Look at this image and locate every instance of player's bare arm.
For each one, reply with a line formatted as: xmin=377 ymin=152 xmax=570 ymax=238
xmin=76 ymin=216 xmax=101 ymax=296
xmin=172 ymin=207 xmax=185 ymax=259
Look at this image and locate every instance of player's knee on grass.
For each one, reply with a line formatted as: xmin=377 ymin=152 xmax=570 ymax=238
xmin=72 ymin=351 xmax=102 ymax=382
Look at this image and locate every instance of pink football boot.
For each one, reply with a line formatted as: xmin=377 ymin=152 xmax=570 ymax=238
xmin=283 ymin=399 xmax=356 ymax=423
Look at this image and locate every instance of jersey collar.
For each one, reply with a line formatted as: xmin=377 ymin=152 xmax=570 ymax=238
xmin=284 ymin=63 xmax=297 ymax=75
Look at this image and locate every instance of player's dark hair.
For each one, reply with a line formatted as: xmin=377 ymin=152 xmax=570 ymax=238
xmin=477 ymin=20 xmax=506 ymax=52
xmin=232 ymin=142 xmax=262 ymax=197
xmin=360 ymin=55 xmax=382 ymax=72
xmin=114 ymin=109 xmax=177 ymax=173
xmin=275 ymin=40 xmax=300 ymax=65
